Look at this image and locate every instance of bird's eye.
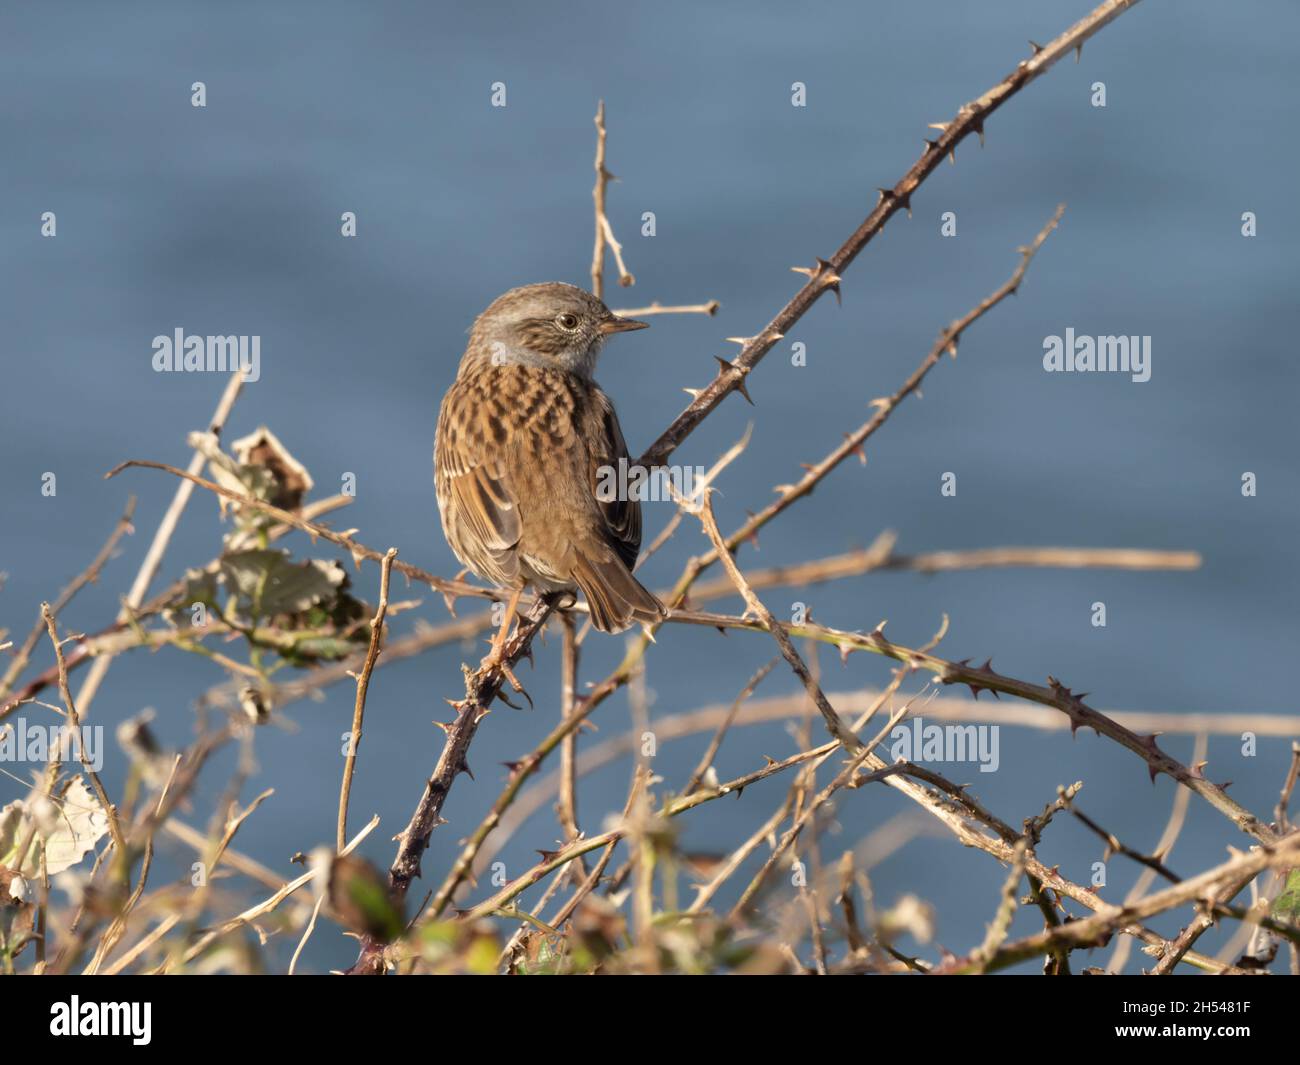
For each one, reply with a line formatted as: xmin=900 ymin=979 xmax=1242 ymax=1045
xmin=556 ymin=313 xmax=580 ymax=331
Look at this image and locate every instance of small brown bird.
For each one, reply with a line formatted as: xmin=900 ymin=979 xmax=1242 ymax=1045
xmin=435 ymin=282 xmax=666 ymax=665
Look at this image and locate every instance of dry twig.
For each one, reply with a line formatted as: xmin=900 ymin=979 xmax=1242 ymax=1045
xmin=337 ymin=548 xmax=397 ymax=852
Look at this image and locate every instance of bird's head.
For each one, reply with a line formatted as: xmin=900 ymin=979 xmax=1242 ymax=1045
xmin=466 ymin=282 xmax=647 ymax=378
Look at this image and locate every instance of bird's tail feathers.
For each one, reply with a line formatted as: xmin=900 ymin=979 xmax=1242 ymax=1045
xmin=571 ymin=553 xmax=666 ymax=633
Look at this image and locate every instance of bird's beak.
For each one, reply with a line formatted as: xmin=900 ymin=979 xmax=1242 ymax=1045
xmin=600 ymin=315 xmax=649 ymax=335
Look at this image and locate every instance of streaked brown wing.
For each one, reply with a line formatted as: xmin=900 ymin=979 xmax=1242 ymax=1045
xmin=435 ymin=379 xmax=522 ymax=582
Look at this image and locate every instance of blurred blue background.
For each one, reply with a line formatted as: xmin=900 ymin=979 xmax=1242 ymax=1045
xmin=2 ymin=0 xmax=1297 ymax=973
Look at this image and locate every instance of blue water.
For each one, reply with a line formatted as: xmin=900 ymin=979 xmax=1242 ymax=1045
xmin=2 ymin=0 xmax=1297 ymax=973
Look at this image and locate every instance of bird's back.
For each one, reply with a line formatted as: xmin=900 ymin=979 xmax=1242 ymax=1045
xmin=435 ymin=361 xmax=643 ymax=593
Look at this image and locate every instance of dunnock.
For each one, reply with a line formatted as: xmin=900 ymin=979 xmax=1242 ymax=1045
xmin=435 ymin=282 xmax=666 ymax=663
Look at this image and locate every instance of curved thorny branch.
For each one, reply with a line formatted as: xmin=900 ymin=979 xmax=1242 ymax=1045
xmin=637 ymin=0 xmax=1144 ymax=470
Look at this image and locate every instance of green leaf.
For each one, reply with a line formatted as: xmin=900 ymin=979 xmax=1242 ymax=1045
xmin=345 ymin=876 xmax=406 ymax=944
xmin=177 ymin=568 xmax=220 ymax=611
xmin=219 ymin=550 xmax=346 ymax=619
xmin=1271 ymin=868 xmax=1300 ymax=927
xmin=282 ymin=635 xmax=361 ymax=663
